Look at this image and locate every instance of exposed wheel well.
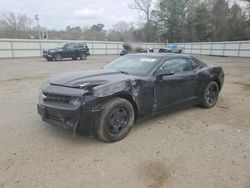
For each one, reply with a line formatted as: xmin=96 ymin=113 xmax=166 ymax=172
xmin=213 ymin=80 xmax=221 ymax=91
xmin=115 ymin=94 xmax=139 ymax=121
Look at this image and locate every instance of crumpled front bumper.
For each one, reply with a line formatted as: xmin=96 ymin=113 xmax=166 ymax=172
xmin=37 ymin=103 xmax=80 ymax=137
xmin=43 ymin=54 xmax=53 ymax=59
xmin=37 ymin=81 xmax=103 ymax=136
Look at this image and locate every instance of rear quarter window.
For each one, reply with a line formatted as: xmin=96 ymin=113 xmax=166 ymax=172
xmin=74 ymin=43 xmax=87 ymax=48
xmin=186 ymin=58 xmax=199 ymax=69
xmin=191 ymin=57 xmax=207 ymax=68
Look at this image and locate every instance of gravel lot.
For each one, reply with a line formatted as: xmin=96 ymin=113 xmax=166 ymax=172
xmin=0 ymin=55 xmax=249 ymax=188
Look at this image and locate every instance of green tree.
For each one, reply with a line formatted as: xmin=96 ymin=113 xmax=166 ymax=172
xmin=155 ymin=0 xmax=187 ymax=42
xmin=211 ymin=0 xmax=229 ymax=41
xmin=185 ymin=3 xmax=212 ymax=42
xmin=82 ymin=24 xmax=106 ymax=41
xmin=226 ymin=3 xmax=248 ymax=40
xmin=90 ymin=24 xmax=105 ymax=32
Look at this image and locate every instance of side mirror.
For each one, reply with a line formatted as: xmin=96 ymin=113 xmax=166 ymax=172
xmin=156 ymin=69 xmax=175 ymax=80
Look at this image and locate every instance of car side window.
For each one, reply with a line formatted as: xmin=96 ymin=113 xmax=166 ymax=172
xmin=65 ymin=43 xmax=74 ymax=49
xmin=74 ymin=43 xmax=85 ymax=48
xmin=74 ymin=43 xmax=80 ymax=48
xmin=160 ymin=58 xmax=193 ymax=73
xmin=82 ymin=43 xmax=87 ymax=48
xmin=186 ymin=58 xmax=199 ymax=69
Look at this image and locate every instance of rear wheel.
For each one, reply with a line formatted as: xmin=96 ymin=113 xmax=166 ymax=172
xmin=97 ymin=98 xmax=134 ymax=142
xmin=200 ymin=81 xmax=219 ymax=108
xmin=72 ymin=57 xmax=77 ymax=60
xmin=80 ymin=53 xmax=87 ymax=60
xmin=54 ymin=53 xmax=62 ymax=61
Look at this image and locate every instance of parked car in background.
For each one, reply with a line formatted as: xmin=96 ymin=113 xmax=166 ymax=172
xmin=159 ymin=44 xmax=182 ymax=53
xmin=43 ymin=42 xmax=90 ymax=61
xmin=120 ymin=43 xmax=153 ymax=56
xmin=37 ymin=54 xmax=224 ymax=142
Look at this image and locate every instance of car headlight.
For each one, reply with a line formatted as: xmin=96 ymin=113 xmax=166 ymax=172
xmin=39 ymin=91 xmax=43 ymax=104
xmin=69 ymin=97 xmax=82 ymax=106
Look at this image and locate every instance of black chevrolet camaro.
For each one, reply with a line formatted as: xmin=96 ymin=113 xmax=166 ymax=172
xmin=37 ymin=54 xmax=224 ymax=142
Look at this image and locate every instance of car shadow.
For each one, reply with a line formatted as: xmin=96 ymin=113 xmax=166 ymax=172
xmin=37 ymin=121 xmax=100 ymax=144
xmin=133 ymin=106 xmax=202 ymax=131
xmin=36 ymin=105 xmax=204 ymax=144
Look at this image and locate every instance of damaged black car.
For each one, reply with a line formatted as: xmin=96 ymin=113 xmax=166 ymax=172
xmin=37 ymin=54 xmax=224 ymax=142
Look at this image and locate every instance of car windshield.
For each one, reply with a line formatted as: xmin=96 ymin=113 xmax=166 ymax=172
xmin=104 ymin=55 xmax=161 ymax=76
xmin=55 ymin=43 xmax=66 ymax=48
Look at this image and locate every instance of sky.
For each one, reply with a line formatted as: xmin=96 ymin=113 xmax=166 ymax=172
xmin=0 ymin=0 xmax=142 ymax=30
xmin=0 ymin=0 xmax=248 ymax=30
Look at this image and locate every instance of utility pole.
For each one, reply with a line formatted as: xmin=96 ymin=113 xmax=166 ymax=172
xmin=34 ymin=15 xmax=41 ymax=39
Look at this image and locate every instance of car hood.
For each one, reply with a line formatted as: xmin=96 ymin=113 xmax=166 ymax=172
xmin=49 ymin=69 xmax=131 ymax=88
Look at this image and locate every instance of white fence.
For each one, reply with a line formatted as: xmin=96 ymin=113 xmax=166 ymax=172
xmin=0 ymin=38 xmax=250 ymax=58
xmin=0 ymin=38 xmax=164 ymax=58
xmin=178 ymin=41 xmax=250 ymax=57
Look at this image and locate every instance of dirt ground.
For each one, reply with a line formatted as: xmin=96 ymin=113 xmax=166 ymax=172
xmin=0 ymin=55 xmax=249 ymax=188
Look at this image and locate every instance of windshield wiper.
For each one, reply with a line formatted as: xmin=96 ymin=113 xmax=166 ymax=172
xmin=117 ymin=70 xmax=130 ymax=75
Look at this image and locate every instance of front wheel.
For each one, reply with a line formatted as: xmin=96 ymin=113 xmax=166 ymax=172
xmin=97 ymin=98 xmax=135 ymax=142
xmin=54 ymin=53 xmax=62 ymax=61
xmin=80 ymin=53 xmax=87 ymax=60
xmin=46 ymin=57 xmax=53 ymax=61
xmin=200 ymin=81 xmax=219 ymax=108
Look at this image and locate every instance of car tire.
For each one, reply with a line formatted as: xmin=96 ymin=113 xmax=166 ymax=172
xmin=72 ymin=57 xmax=77 ymax=60
xmin=97 ymin=98 xmax=135 ymax=142
xmin=80 ymin=53 xmax=87 ymax=60
xmin=200 ymin=81 xmax=219 ymax=108
xmin=54 ymin=53 xmax=62 ymax=61
xmin=46 ymin=58 xmax=52 ymax=61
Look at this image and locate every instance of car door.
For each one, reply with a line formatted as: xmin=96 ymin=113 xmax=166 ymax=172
xmin=155 ymin=57 xmax=200 ymax=111
xmin=73 ymin=43 xmax=82 ymax=57
xmin=63 ymin=43 xmax=75 ymax=58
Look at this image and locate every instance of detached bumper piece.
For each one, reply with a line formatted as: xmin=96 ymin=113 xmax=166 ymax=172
xmin=43 ymin=54 xmax=53 ymax=58
xmin=37 ymin=104 xmax=80 ymax=137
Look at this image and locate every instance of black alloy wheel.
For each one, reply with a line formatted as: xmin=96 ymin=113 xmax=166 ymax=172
xmin=97 ymin=98 xmax=135 ymax=142
xmin=107 ymin=107 xmax=129 ymax=134
xmin=200 ymin=81 xmax=219 ymax=108
xmin=54 ymin=53 xmax=62 ymax=61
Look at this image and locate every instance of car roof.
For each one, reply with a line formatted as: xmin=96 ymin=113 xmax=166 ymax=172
xmin=126 ymin=53 xmax=192 ymax=59
xmin=66 ymin=42 xmax=86 ymax=44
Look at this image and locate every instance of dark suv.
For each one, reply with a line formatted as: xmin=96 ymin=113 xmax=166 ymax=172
xmin=43 ymin=42 xmax=90 ymax=61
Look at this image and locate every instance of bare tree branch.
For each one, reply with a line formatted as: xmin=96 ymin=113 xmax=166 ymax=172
xmin=0 ymin=12 xmax=33 ymax=31
xmin=128 ymin=0 xmax=153 ymax=24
